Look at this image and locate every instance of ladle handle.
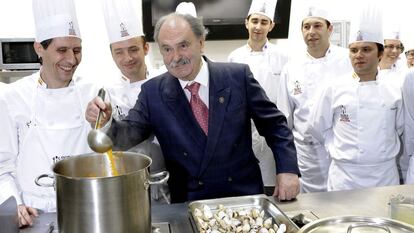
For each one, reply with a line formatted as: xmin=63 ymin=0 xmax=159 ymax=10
xmin=94 ymin=88 xmax=106 ymax=129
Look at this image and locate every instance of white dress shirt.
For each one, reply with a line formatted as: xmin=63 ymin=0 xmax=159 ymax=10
xmin=179 ymin=58 xmax=210 ymax=108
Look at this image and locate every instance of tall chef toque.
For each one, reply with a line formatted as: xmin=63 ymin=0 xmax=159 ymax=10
xmin=32 ymin=0 xmax=81 ymax=42
xmin=175 ymin=2 xmax=197 ymax=18
xmin=383 ymin=27 xmax=402 ymax=41
xmin=304 ymin=5 xmax=331 ymax=23
xmin=247 ymin=0 xmax=277 ymax=22
xmin=102 ymin=0 xmax=144 ymax=44
xmin=404 ymin=31 xmax=414 ymax=53
xmin=349 ymin=2 xmax=383 ymax=45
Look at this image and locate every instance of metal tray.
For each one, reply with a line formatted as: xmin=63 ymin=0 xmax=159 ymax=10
xmin=188 ymin=194 xmax=299 ymax=233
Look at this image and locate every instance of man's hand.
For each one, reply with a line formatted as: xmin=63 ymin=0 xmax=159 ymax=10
xmin=85 ymin=96 xmax=112 ymax=128
xmin=18 ymin=204 xmax=38 ymax=227
xmin=272 ymin=173 xmax=300 ymax=201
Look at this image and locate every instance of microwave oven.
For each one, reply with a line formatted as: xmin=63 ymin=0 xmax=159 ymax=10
xmin=0 ymin=38 xmax=40 ymax=70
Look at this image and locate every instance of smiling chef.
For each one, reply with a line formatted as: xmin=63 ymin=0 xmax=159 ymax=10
xmin=0 ymin=0 xmax=98 ymax=227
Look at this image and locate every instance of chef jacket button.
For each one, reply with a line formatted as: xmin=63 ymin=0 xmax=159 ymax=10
xmin=198 ymin=181 xmax=204 ymax=186
xmin=359 ymin=127 xmax=363 ymax=131
xmin=183 ymin=152 xmax=188 ymax=157
xmin=359 ymin=149 xmax=364 ymax=153
xmin=228 ymin=177 xmax=233 ymax=182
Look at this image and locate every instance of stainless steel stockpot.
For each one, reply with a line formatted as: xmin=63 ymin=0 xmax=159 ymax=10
xmin=36 ymin=151 xmax=169 ymax=233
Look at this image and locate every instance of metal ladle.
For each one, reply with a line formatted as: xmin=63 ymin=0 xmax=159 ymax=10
xmin=87 ymin=88 xmax=113 ymax=153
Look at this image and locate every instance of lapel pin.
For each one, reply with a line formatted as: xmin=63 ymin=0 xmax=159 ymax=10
xmin=219 ymin=97 xmax=225 ymax=103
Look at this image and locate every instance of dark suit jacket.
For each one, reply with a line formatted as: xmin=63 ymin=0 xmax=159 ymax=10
xmin=108 ymin=57 xmax=299 ymax=203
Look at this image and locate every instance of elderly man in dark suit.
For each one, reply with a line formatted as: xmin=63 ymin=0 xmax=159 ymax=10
xmin=86 ymin=13 xmax=300 ymax=203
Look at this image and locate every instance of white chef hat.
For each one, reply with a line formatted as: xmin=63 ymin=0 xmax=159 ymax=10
xmin=403 ymin=29 xmax=414 ymax=52
xmin=348 ymin=3 xmax=383 ymax=45
xmin=405 ymin=40 xmax=414 ymax=53
xmin=102 ymin=0 xmax=144 ymax=44
xmin=383 ymin=21 xmax=402 ymax=41
xmin=304 ymin=6 xmax=331 ymax=23
xmin=175 ymin=2 xmax=197 ymax=17
xmin=32 ymin=0 xmax=81 ymax=42
xmin=247 ymin=0 xmax=277 ymax=22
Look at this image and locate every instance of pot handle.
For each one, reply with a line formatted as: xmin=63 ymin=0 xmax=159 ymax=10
xmin=35 ymin=174 xmax=55 ymax=188
xmin=347 ymin=223 xmax=391 ymax=233
xmin=148 ymin=171 xmax=170 ymax=185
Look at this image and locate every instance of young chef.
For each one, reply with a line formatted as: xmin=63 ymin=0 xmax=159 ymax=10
xmin=309 ymin=5 xmax=404 ymax=191
xmin=277 ymin=6 xmax=352 ymax=193
xmin=101 ymin=0 xmax=168 ymax=203
xmin=227 ymin=0 xmax=288 ymax=194
xmin=0 ymin=0 xmax=99 ymax=227
xmin=378 ymin=27 xmax=407 ymax=86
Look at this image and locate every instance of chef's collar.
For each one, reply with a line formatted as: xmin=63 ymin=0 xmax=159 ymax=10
xmin=352 ymin=71 xmax=379 ymax=83
xmin=305 ymin=45 xmax=332 ymax=61
xmin=246 ymin=40 xmax=270 ymax=52
xmin=120 ymin=69 xmax=149 ymax=84
xmin=37 ymin=76 xmax=74 ymax=89
xmin=179 ymin=57 xmax=209 ymax=89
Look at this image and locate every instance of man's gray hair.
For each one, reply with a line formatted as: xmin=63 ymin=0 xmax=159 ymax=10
xmin=153 ymin=13 xmax=209 ymax=42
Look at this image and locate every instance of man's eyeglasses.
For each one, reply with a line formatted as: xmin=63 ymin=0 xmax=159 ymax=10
xmin=384 ymin=44 xmax=404 ymax=51
xmin=406 ymin=51 xmax=414 ymax=59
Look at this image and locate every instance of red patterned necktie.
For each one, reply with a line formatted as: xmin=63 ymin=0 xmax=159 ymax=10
xmin=185 ymin=82 xmax=209 ymax=135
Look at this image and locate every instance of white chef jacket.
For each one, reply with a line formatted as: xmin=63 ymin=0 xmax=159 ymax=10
xmin=228 ymin=41 xmax=288 ymax=187
xmin=105 ymin=68 xmax=169 ymax=203
xmin=309 ymin=72 xmax=404 ymax=191
xmin=228 ymin=40 xmax=288 ymax=103
xmin=402 ymin=68 xmax=414 ymax=184
xmin=0 ymin=72 xmax=99 ymax=211
xmin=277 ymin=45 xmax=352 ymax=192
xmin=378 ymin=59 xmax=408 ymax=88
xmin=378 ymin=60 xmax=409 ymax=183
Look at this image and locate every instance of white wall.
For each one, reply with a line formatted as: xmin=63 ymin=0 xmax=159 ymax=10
xmin=0 ymin=0 xmax=409 ymax=84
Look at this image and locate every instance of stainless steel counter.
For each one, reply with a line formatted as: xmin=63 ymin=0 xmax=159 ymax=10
xmin=19 ymin=184 xmax=414 ymax=233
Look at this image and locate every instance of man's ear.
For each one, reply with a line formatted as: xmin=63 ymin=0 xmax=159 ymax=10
xmin=33 ymin=42 xmax=43 ymax=58
xmin=268 ymin=21 xmax=275 ymax=32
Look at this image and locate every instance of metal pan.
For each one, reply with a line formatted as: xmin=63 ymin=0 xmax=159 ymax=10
xmin=297 ymin=215 xmax=414 ymax=233
xmin=188 ymin=194 xmax=299 ymax=233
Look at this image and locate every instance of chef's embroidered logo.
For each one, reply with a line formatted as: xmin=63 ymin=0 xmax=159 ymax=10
xmin=293 ymin=81 xmax=302 ymax=95
xmin=68 ymin=21 xmax=76 ymax=36
xmin=120 ymin=23 xmax=129 ymax=38
xmin=339 ymin=105 xmax=350 ymax=122
xmin=307 ymin=7 xmax=315 ymax=17
xmin=116 ymin=105 xmax=126 ymax=120
xmin=259 ymin=3 xmax=266 ymax=13
xmin=356 ymin=31 xmax=363 ymax=41
xmin=395 ymin=32 xmax=400 ymax=40
xmin=26 ymin=121 xmax=36 ymax=128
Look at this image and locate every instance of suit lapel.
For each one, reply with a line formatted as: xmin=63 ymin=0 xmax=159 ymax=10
xmin=161 ymin=74 xmax=207 ymax=148
xmin=199 ymin=59 xmax=230 ymax=175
